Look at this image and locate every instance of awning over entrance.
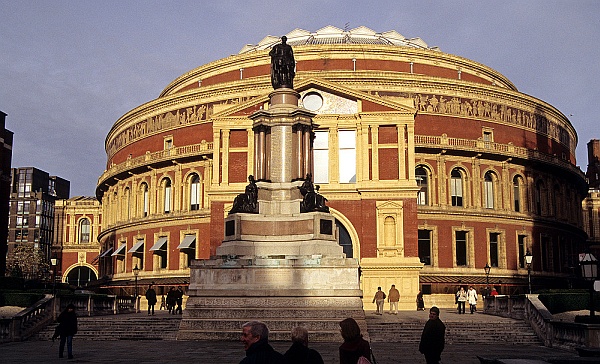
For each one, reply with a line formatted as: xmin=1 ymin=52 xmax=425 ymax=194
xmin=128 ymin=239 xmax=144 ymax=253
xmin=150 ymin=236 xmax=168 ymax=251
xmin=177 ymin=235 xmax=196 ymax=249
xmin=111 ymin=244 xmax=126 ymax=256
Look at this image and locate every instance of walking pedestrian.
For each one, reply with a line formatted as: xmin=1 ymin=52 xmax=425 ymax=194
xmin=283 ymin=326 xmax=324 ymax=364
xmin=339 ymin=318 xmax=372 ymax=364
xmin=416 ymin=290 xmax=425 ymax=311
xmin=166 ymin=286 xmax=176 ymax=313
xmin=456 ymin=286 xmax=467 ymax=314
xmin=145 ymin=283 xmax=157 ymax=315
xmin=240 ymin=321 xmax=286 ymax=364
xmin=175 ymin=285 xmax=184 ymax=314
xmin=57 ymin=304 xmax=78 ymax=359
xmin=419 ymin=306 xmax=446 ymax=364
xmin=388 ymin=284 xmax=400 ymax=314
xmin=372 ymin=287 xmax=386 ymax=315
xmin=467 ymin=286 xmax=478 ymax=314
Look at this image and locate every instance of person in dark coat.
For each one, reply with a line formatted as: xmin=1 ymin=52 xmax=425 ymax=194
xmin=174 ymin=286 xmax=184 ymax=314
xmin=419 ymin=306 xmax=446 ymax=364
xmin=166 ymin=286 xmax=176 ymax=313
xmin=57 ymin=304 xmax=78 ymax=359
xmin=339 ymin=318 xmax=371 ymax=364
xmin=284 ymin=326 xmax=324 ymax=364
xmin=145 ymin=284 xmax=157 ymax=315
xmin=240 ymin=321 xmax=286 ymax=364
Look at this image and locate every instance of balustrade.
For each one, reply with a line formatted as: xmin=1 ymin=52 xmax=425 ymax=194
xmin=484 ymin=294 xmax=600 ymax=349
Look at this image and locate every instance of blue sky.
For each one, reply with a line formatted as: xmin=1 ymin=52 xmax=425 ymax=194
xmin=1 ymin=1 xmax=599 ymax=196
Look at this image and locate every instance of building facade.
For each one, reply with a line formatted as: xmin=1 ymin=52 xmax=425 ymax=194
xmin=52 ymin=196 xmax=102 ymax=287
xmin=0 ymin=111 xmax=13 ymax=276
xmin=7 ymin=167 xmax=69 ymax=278
xmin=95 ymin=27 xmax=588 ymax=306
xmin=583 ymin=139 xmax=600 ymax=254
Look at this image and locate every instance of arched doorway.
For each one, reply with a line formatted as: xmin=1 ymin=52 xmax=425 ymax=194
xmin=336 ymin=219 xmax=353 ymax=258
xmin=65 ymin=266 xmax=98 ymax=287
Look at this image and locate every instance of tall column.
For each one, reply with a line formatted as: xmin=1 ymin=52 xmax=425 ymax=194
xmin=330 ymin=126 xmax=339 ymax=183
xmin=371 ymin=125 xmax=379 ymax=181
xmin=221 ymin=129 xmax=230 ymax=185
xmin=212 ymin=130 xmax=221 ymax=185
xmin=302 ymin=126 xmax=312 ymax=179
xmin=247 ymin=127 xmax=255 ymax=178
xmin=397 ymin=124 xmax=406 ymax=180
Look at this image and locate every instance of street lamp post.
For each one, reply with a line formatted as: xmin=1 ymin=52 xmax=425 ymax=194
xmin=50 ymin=258 xmax=58 ymax=296
xmin=484 ymin=263 xmax=491 ymax=296
xmin=133 ymin=264 xmax=140 ymax=313
xmin=579 ymin=252 xmax=598 ymax=321
xmin=525 ymin=251 xmax=533 ymax=294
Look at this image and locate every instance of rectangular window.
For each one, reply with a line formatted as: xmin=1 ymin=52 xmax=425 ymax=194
xmin=418 ymin=229 xmax=431 ymax=265
xmin=164 ymin=185 xmax=171 ymax=213
xmin=338 ymin=130 xmax=356 ymax=183
xmin=451 ymin=178 xmax=463 ymax=206
xmin=456 ymin=231 xmax=467 ymax=266
xmin=143 ymin=189 xmax=149 ymax=217
xmin=490 ymin=232 xmax=499 ymax=267
xmin=514 ymin=183 xmax=521 ymax=212
xmin=313 ymin=131 xmax=329 ymax=184
xmin=484 ymin=180 xmax=494 ymax=209
xmin=190 ymin=182 xmax=200 ymax=210
xmin=164 ymin=138 xmax=173 ymax=150
xmin=541 ymin=235 xmax=551 ymax=271
xmin=518 ymin=235 xmax=526 ymax=268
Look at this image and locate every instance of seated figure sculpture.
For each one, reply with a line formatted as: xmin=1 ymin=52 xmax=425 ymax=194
xmin=298 ymin=173 xmax=329 ymax=213
xmin=229 ymin=175 xmax=259 ymax=214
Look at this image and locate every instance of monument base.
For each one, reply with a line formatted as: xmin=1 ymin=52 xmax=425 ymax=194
xmin=177 ymin=256 xmax=367 ymax=341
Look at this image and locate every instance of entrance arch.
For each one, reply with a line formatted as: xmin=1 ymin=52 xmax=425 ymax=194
xmin=64 ymin=265 xmax=98 ymax=287
xmin=330 ymin=208 xmax=360 ymax=259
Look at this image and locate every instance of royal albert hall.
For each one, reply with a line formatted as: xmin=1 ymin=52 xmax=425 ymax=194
xmin=95 ymin=26 xmax=587 ymax=308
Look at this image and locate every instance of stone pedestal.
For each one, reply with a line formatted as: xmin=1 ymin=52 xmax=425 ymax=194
xmin=178 ymin=88 xmax=366 ymax=341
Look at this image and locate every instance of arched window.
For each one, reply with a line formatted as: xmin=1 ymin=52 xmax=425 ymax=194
xmin=535 ymin=180 xmax=544 ymax=215
xmin=513 ymin=175 xmax=522 ymax=212
xmin=78 ymin=218 xmax=90 ymax=244
xmin=163 ymin=178 xmax=172 ymax=213
xmin=483 ymin=171 xmax=494 ymax=209
xmin=450 ymin=168 xmax=464 ymax=207
xmin=190 ymin=174 xmax=201 ymax=211
xmin=553 ymin=184 xmax=562 ymax=218
xmin=141 ymin=183 xmax=149 ymax=217
xmin=416 ymin=166 xmax=429 ymax=205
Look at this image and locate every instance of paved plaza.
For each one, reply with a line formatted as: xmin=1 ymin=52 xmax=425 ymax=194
xmin=0 ymin=338 xmax=585 ymax=364
xmin=0 ymin=309 xmax=592 ymax=363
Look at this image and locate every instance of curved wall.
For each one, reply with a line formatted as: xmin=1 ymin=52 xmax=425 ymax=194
xmin=96 ymin=39 xmax=586 ymax=296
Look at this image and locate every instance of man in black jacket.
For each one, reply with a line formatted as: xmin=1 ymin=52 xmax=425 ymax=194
xmin=284 ymin=326 xmax=324 ymax=364
xmin=419 ymin=306 xmax=446 ymax=364
xmin=240 ymin=321 xmax=286 ymax=364
xmin=57 ymin=304 xmax=78 ymax=359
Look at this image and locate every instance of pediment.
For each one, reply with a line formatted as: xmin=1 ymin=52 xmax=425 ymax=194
xmin=212 ymin=78 xmax=416 ymax=119
xmin=376 ymin=200 xmax=404 ymax=210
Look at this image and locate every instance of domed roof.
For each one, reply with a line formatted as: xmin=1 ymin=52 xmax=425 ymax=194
xmin=239 ymin=25 xmax=440 ymax=54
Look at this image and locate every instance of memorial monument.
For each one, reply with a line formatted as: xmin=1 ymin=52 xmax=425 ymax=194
xmin=178 ymin=37 xmax=367 ymax=341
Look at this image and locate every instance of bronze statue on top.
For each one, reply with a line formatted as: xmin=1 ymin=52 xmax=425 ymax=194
xmin=269 ymin=36 xmax=295 ymax=89
xmin=298 ymin=173 xmax=329 ymax=213
xmin=229 ymin=175 xmax=259 ymax=214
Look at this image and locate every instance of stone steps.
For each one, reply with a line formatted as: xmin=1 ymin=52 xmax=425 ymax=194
xmin=33 ymin=311 xmax=542 ymax=346
xmin=35 ymin=315 xmax=182 ymax=341
xmin=366 ymin=320 xmax=541 ymax=345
